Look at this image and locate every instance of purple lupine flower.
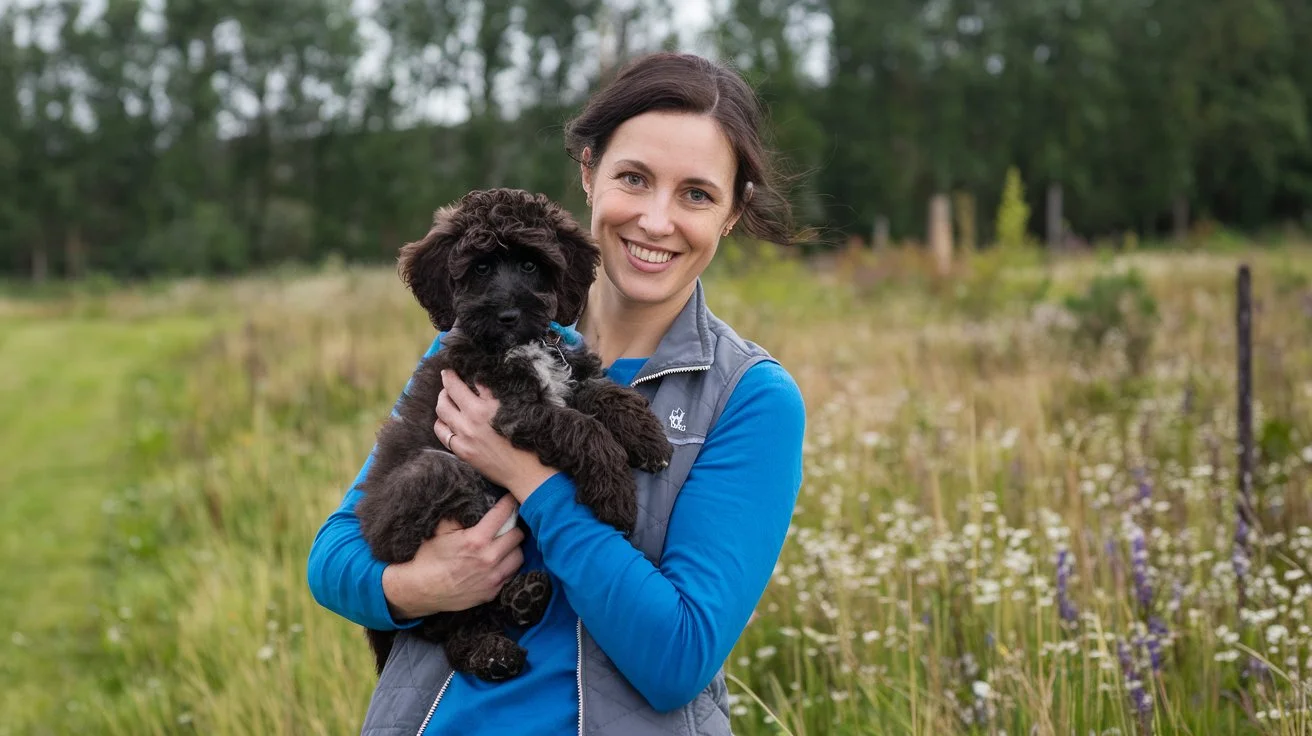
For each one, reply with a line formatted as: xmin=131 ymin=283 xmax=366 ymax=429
xmin=1243 ymin=655 xmax=1272 ymax=684
xmin=1130 ymin=525 xmax=1153 ymax=614
xmin=1056 ymin=549 xmax=1079 ymax=625
xmin=1118 ymin=639 xmax=1154 ymax=734
xmin=1146 ymin=616 xmax=1168 ymax=673
xmin=1134 ymin=467 xmax=1152 ymax=508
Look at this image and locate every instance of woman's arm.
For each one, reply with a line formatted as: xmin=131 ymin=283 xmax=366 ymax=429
xmin=519 ymin=361 xmax=805 ymax=711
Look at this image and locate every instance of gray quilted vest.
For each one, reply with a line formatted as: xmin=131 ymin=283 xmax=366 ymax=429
xmin=359 ymin=280 xmax=773 ymax=736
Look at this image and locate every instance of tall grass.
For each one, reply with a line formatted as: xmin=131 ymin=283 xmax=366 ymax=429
xmin=7 ymin=246 xmax=1312 ymax=734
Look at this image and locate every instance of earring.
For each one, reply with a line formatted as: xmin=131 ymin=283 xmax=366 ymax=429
xmin=586 ymin=192 xmax=593 ymax=207
xmin=722 ymin=225 xmax=733 ymax=238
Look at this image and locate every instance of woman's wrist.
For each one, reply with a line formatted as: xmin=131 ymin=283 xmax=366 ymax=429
xmin=507 ymin=462 xmax=560 ymax=504
xmin=382 ymin=561 xmax=434 ymax=620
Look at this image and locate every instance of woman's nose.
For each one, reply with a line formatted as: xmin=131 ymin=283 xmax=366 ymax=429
xmin=638 ymin=195 xmax=676 ymax=239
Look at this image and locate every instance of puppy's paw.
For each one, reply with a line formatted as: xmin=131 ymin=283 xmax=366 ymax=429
xmin=500 ymin=571 xmax=552 ymax=627
xmin=632 ymin=435 xmax=674 ymax=473
xmin=468 ymin=635 xmax=528 ymax=682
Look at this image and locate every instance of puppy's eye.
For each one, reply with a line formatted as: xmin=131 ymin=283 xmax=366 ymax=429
xmin=519 ymin=261 xmax=537 ymax=273
xmin=474 ymin=263 xmax=492 ymax=276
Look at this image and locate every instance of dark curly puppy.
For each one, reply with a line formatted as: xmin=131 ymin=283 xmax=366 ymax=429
xmin=355 ymin=188 xmax=673 ymax=680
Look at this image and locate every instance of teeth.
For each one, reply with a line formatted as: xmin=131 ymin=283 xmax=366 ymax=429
xmin=625 ymin=240 xmax=673 ymax=264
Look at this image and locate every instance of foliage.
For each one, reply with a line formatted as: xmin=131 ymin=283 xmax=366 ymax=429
xmin=994 ymin=166 xmax=1033 ymax=251
xmin=1061 ymin=268 xmax=1161 ymax=376
xmin=1 ymin=0 xmax=1311 ymax=280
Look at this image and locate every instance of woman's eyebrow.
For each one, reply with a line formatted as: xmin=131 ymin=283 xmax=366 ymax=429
xmin=612 ymin=158 xmax=726 ymax=195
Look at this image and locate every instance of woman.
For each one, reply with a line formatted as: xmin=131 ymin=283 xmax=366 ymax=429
xmin=307 ymin=51 xmax=806 ymax=735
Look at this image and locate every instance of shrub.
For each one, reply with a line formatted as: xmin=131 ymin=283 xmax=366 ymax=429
xmin=1062 ymin=268 xmax=1160 ymax=376
xmin=994 ymin=166 xmax=1032 ymax=251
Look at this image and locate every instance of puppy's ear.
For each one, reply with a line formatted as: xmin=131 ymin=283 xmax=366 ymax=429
xmin=398 ymin=203 xmax=465 ymax=330
xmin=547 ymin=204 xmax=600 ymax=325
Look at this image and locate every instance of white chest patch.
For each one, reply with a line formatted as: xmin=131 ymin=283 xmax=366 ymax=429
xmin=506 ymin=342 xmax=575 ymax=407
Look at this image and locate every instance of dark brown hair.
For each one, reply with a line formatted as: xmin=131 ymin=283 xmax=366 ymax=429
xmin=564 ymin=52 xmax=796 ymax=246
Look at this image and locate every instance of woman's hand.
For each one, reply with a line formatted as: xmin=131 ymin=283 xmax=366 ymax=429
xmin=381 ymin=495 xmax=524 ymax=619
xmin=434 ymin=369 xmax=559 ymax=503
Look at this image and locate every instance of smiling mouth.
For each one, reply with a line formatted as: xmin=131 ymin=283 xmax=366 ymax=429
xmin=623 ymin=239 xmax=675 ymax=264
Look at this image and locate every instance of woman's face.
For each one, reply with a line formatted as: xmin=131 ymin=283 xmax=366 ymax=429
xmin=581 ymin=111 xmax=739 ymax=310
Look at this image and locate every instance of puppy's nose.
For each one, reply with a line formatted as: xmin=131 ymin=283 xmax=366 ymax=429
xmin=497 ymin=308 xmax=521 ymax=326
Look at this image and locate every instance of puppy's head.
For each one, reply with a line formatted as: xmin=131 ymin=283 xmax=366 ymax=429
xmin=398 ymin=188 xmax=599 ymax=347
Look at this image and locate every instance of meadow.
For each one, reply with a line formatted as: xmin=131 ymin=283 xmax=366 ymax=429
xmin=2 ymin=242 xmax=1310 ymax=735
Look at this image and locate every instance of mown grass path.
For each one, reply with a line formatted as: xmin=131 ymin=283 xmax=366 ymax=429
xmin=0 ymin=315 xmax=214 ymax=733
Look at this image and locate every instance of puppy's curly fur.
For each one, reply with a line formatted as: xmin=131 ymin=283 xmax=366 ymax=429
xmin=355 ymin=188 xmax=673 ymax=680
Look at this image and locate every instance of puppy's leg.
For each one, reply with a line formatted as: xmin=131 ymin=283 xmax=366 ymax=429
xmin=572 ymin=379 xmax=673 ymax=473
xmin=495 ymin=571 xmax=552 ymax=628
xmin=444 ymin=616 xmax=528 ymax=682
xmin=495 ymin=404 xmax=638 ymax=533
xmin=356 ymin=449 xmax=491 ymax=564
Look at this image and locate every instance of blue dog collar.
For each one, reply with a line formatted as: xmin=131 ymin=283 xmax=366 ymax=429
xmin=548 ymin=321 xmax=584 ymax=348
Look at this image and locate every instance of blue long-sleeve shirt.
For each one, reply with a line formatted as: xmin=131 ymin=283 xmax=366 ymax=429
xmin=307 ymin=333 xmax=805 ymax=733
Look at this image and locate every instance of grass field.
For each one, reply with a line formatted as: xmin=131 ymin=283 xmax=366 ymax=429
xmin=2 ymin=244 xmax=1310 ymax=735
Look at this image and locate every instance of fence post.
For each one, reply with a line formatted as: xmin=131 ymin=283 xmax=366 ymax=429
xmin=1235 ymin=264 xmax=1254 ymax=613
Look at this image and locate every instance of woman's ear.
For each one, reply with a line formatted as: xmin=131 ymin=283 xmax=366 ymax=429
xmin=579 ymin=147 xmax=594 ymax=203
xmin=397 ymin=204 xmax=465 ymax=330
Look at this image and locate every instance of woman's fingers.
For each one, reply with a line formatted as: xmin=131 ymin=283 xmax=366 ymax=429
xmin=440 ymin=370 xmax=473 ymax=404
xmin=472 ymin=495 xmax=520 ymax=539
xmin=490 ymin=544 xmax=525 ymax=587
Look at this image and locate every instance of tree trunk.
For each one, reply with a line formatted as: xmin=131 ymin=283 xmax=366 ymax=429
xmin=1173 ymin=195 xmax=1189 ymax=241
xmin=65 ymin=225 xmax=86 ymax=279
xmin=31 ymin=241 xmax=48 ymax=284
xmin=928 ymin=193 xmax=952 ymax=276
xmin=1046 ymin=182 xmax=1063 ymax=249
xmin=873 ymin=215 xmax=890 ymax=250
xmin=953 ymin=191 xmax=976 ymax=255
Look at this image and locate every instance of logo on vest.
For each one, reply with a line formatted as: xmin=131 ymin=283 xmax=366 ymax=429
xmin=668 ymin=407 xmax=687 ymax=432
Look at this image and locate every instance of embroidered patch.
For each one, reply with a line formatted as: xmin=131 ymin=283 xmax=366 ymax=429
xmin=668 ymin=407 xmax=687 ymax=432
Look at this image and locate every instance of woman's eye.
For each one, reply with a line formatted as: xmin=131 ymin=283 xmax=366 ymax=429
xmin=520 ymin=261 xmax=537 ymax=273
xmin=688 ymin=189 xmax=711 ymax=204
xmin=474 ymin=263 xmax=492 ymax=276
xmin=623 ymin=173 xmax=644 ymax=187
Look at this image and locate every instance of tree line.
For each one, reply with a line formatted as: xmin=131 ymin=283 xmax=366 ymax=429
xmin=1 ymin=0 xmax=1308 ymax=281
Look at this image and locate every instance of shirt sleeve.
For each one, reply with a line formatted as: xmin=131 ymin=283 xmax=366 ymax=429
xmin=518 ymin=360 xmax=806 ymax=712
xmin=305 ymin=333 xmax=445 ymax=631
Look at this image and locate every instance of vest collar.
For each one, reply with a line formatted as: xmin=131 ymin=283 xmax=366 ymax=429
xmin=628 ymin=279 xmax=715 ymax=386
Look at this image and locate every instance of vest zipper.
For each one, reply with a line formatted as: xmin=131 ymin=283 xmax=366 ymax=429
xmin=571 ymin=364 xmax=706 ymax=735
xmin=415 ymin=671 xmax=454 ymax=736
xmin=630 ymin=364 xmax=710 ymax=387
xmin=576 ymin=618 xmax=585 ymax=736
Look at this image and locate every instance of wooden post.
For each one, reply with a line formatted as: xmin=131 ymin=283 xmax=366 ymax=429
xmin=1237 ymin=264 xmax=1254 ymax=507
xmin=1173 ymin=195 xmax=1189 ymax=242
xmin=928 ymin=193 xmax=952 ymax=276
xmin=873 ymin=216 xmax=890 ymax=250
xmin=1235 ymin=264 xmax=1254 ymax=613
xmin=953 ymin=191 xmax=976 ymax=255
xmin=1046 ymin=182 xmax=1063 ymax=250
